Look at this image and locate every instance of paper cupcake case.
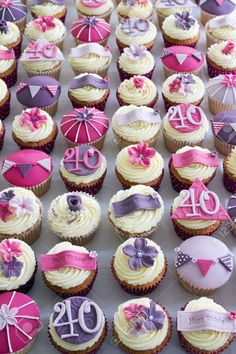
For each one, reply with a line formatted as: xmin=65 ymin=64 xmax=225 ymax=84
xmin=0 ymin=123 xmax=5 ymax=150
xmin=162 ymin=32 xmax=200 ymax=49
xmin=177 ymin=273 xmax=221 ymax=296
xmin=208 ymin=96 xmax=236 ymax=115
xmin=0 ymin=91 xmax=11 ymax=120
xmin=15 ymin=16 xmax=27 ymax=33
xmin=113 ymin=129 xmax=161 ymax=149
xmin=171 ymin=217 xmax=221 ymax=240
xmin=163 ymin=132 xmax=204 ymax=153
xmin=23 ymin=100 xmax=59 ymax=117
xmin=11 ymin=36 xmax=23 ymax=59
xmin=24 ymin=175 xmax=52 ymax=198
xmin=1 ymin=62 xmax=18 ymax=87
xmin=162 ymin=94 xmax=203 ymax=111
xmin=60 ymin=170 xmax=106 ymax=195
xmin=68 ymin=91 xmax=110 ymax=112
xmin=116 ymin=39 xmax=155 ymax=54
xmin=214 ymin=136 xmax=234 ymax=156
xmin=205 ymin=27 xmax=220 ymax=48
xmin=117 ymin=62 xmax=155 ymax=81
xmin=71 ymin=65 xmax=110 ymax=78
xmin=223 ymin=162 xmax=236 ymax=193
xmin=207 ymin=58 xmax=236 ymax=78
xmin=116 ymin=91 xmax=158 ymax=108
xmin=200 ymin=8 xmax=216 ymax=26
xmin=75 ymin=37 xmax=109 ymax=47
xmin=115 ymin=168 xmax=164 ymax=191
xmin=24 ymin=62 xmax=62 ymax=80
xmin=78 ymin=9 xmax=112 ymax=23
xmin=163 ymin=65 xmax=201 ymax=79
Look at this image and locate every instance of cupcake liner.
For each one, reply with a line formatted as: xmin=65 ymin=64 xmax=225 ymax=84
xmin=52 ymin=37 xmax=65 ymax=51
xmin=206 ymin=27 xmax=219 ymax=48
xmin=116 ymin=39 xmax=155 ymax=53
xmin=64 ymin=134 xmax=106 ymax=151
xmin=162 ymin=93 xmax=203 ymax=111
xmin=75 ymin=38 xmax=109 ymax=47
xmin=117 ymin=61 xmax=155 ymax=81
xmin=26 ymin=175 xmax=52 ymax=198
xmin=71 ymin=64 xmax=110 ymax=78
xmin=229 ymin=221 xmax=236 ymax=237
xmin=0 ymin=124 xmax=5 ymax=151
xmin=113 ymin=129 xmax=161 ymax=150
xmin=15 ymin=336 xmax=37 ymax=354
xmin=208 ymin=96 xmax=236 ymax=115
xmin=116 ymin=91 xmax=158 ymax=108
xmin=56 ymin=229 xmax=97 ymax=246
xmin=200 ymin=8 xmax=216 ymax=26
xmin=163 ymin=64 xmax=201 ymax=79
xmin=77 ymin=8 xmax=112 ymax=23
xmin=15 ymin=16 xmax=27 ymax=33
xmin=223 ymin=158 xmax=236 ymax=193
xmin=162 ymin=32 xmax=200 ymax=48
xmin=24 ymin=62 xmax=62 ymax=80
xmin=177 ymin=272 xmax=221 ymax=296
xmin=60 ymin=170 xmax=106 ymax=195
xmin=118 ymin=14 xmax=153 ymax=23
xmin=214 ymin=136 xmax=234 ymax=156
xmin=157 ymin=12 xmax=166 ymax=29
xmin=11 ymin=35 xmax=23 ymax=59
xmin=163 ymin=130 xmax=204 ymax=153
xmin=68 ymin=90 xmax=110 ymax=112
xmin=23 ymin=100 xmax=59 ymax=117
xmin=171 ymin=217 xmax=221 ymax=240
xmin=0 ymin=61 xmax=17 ymax=87
xmin=206 ymin=56 xmax=236 ymax=78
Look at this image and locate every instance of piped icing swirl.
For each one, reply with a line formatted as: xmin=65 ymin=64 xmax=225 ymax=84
xmin=207 ymin=40 xmax=236 ymax=69
xmin=155 ymin=0 xmax=192 ymax=16
xmin=117 ymin=0 xmax=153 ymax=19
xmin=31 ymin=2 xmax=67 ymax=17
xmin=0 ymin=21 xmax=20 ymax=45
xmin=76 ymin=0 xmax=113 ymax=16
xmin=207 ymin=14 xmax=236 ymax=41
xmin=118 ymin=44 xmax=154 ymax=75
xmin=118 ymin=76 xmax=157 ymax=105
xmin=225 ymin=147 xmax=236 ymax=176
xmin=25 ymin=17 xmax=66 ymax=43
xmin=162 ymin=12 xmax=199 ymax=40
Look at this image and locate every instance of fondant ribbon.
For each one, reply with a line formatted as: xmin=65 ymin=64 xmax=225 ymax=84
xmin=70 ymin=43 xmax=111 ymax=58
xmin=40 ymin=250 xmax=97 ymax=271
xmin=208 ymin=13 xmax=236 ymax=29
xmin=117 ymin=108 xmax=161 ymax=126
xmin=2 ymin=157 xmax=52 ymax=176
xmin=32 ymin=0 xmax=64 ymax=4
xmin=69 ymin=75 xmax=109 ymax=90
xmin=172 ymin=149 xmax=219 ymax=168
xmin=0 ymin=49 xmax=15 ymax=60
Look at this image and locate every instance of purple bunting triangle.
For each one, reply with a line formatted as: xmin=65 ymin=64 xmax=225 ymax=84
xmin=176 ymin=251 xmax=192 ymax=267
xmin=18 ymin=163 xmax=32 ymax=177
xmin=219 ymin=255 xmax=233 ymax=272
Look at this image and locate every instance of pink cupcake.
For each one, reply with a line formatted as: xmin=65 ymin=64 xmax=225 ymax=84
xmin=207 ymin=40 xmax=236 ymax=78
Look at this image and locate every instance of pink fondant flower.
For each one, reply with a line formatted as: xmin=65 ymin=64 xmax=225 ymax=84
xmin=0 ymin=239 xmax=22 ymax=262
xmin=229 ymin=312 xmax=236 ymax=320
xmin=0 ymin=0 xmax=13 ymax=7
xmin=0 ymin=202 xmax=15 ymax=223
xmin=222 ymin=74 xmax=236 ymax=87
xmin=169 ymin=78 xmax=181 ymax=93
xmin=128 ymin=141 xmax=156 ymax=167
xmin=9 ymin=196 xmax=35 ymax=217
xmin=222 ymin=41 xmax=235 ymax=55
xmin=133 ymin=77 xmax=144 ymax=89
xmin=19 ymin=107 xmax=47 ymax=131
xmin=123 ymin=303 xmax=145 ymax=321
xmin=34 ymin=16 xmax=56 ymax=32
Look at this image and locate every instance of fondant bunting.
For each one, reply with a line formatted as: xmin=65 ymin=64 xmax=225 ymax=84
xmin=18 ymin=163 xmax=32 ymax=177
xmin=175 ymin=53 xmax=188 ymax=65
xmin=196 ymin=259 xmax=214 ymax=276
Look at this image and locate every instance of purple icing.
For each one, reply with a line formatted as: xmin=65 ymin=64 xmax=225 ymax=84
xmin=212 ymin=110 xmax=236 ymax=145
xmin=0 ymin=0 xmax=26 ymax=22
xmin=175 ymin=12 xmax=195 ymax=30
xmin=142 ymin=301 xmax=165 ymax=331
xmin=123 ymin=238 xmax=158 ymax=270
xmin=227 ymin=194 xmax=236 ymax=223
xmin=0 ymin=19 xmax=8 ymax=33
xmin=69 ymin=75 xmax=109 ymax=90
xmin=67 ymin=194 xmax=82 ymax=212
xmin=1 ymin=256 xmax=23 ymax=277
xmin=32 ymin=0 xmax=64 ymax=5
xmin=201 ymin=0 xmax=235 ymax=15
xmin=121 ymin=18 xmax=150 ymax=37
xmin=16 ymin=76 xmax=61 ymax=108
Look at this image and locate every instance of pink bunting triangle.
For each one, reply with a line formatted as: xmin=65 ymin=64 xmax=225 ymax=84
xmin=212 ymin=121 xmax=224 ymax=136
xmin=46 ymin=85 xmax=58 ymax=96
xmin=197 ymin=259 xmax=214 ymax=276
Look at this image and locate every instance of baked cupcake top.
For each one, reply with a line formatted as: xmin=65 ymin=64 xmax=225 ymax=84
xmin=0 ymin=0 xmax=26 ymax=22
xmin=0 ymin=292 xmax=40 ymax=354
xmin=20 ymin=38 xmax=64 ymax=71
xmin=162 ymin=11 xmax=199 ymax=40
xmin=0 ymin=238 xmax=36 ymax=291
xmin=200 ymin=0 xmax=235 ymax=16
xmin=225 ymin=146 xmax=236 ymax=176
xmin=117 ymin=0 xmax=153 ymax=20
xmin=31 ymin=0 xmax=66 ymax=17
xmin=68 ymin=73 xmax=110 ymax=102
xmin=12 ymin=108 xmax=55 ymax=142
xmin=175 ymin=236 xmax=233 ymax=290
xmin=71 ymin=16 xmax=111 ymax=43
xmin=161 ymin=46 xmax=204 ymax=73
xmin=69 ymin=43 xmax=112 ymax=71
xmin=155 ymin=0 xmax=193 ymax=16
xmin=178 ymin=297 xmax=233 ymax=351
xmin=171 ymin=146 xmax=219 ymax=181
xmin=206 ymin=13 xmax=236 ymax=41
xmin=60 ymin=107 xmax=109 ymax=145
xmin=16 ymin=75 xmax=61 ymax=108
xmin=116 ymin=141 xmax=164 ymax=183
xmin=113 ymin=298 xmax=169 ymax=350
xmin=113 ymin=237 xmax=165 ymax=285
xmin=0 ymin=44 xmax=15 ymax=74
xmin=227 ymin=192 xmax=236 ymax=224
xmin=76 ymin=0 xmax=113 ymax=16
xmin=112 ymin=105 xmax=161 ymax=142
xmin=171 ymin=177 xmax=230 ymax=229
xmin=48 ymin=192 xmax=101 ymax=238
xmin=2 ymin=149 xmax=53 ymax=187
xmin=49 ymin=296 xmax=105 ymax=351
xmin=41 ymin=241 xmax=97 ymax=289
xmin=108 ymin=184 xmax=164 ymax=234
xmin=60 ymin=145 xmax=107 ymax=184
xmin=116 ymin=18 xmax=157 ymax=46
xmin=118 ymin=44 xmax=155 ymax=75
xmin=0 ymin=20 xmax=20 ymax=46
xmin=211 ymin=109 xmax=236 ymax=145
xmin=162 ymin=73 xmax=205 ymax=104
xmin=207 ymin=40 xmax=236 ymax=69
xmin=0 ymin=78 xmax=8 ymax=101
xmin=25 ymin=16 xmax=66 ymax=43
xmin=0 ymin=187 xmax=42 ymax=235
xmin=118 ymin=76 xmax=157 ymax=106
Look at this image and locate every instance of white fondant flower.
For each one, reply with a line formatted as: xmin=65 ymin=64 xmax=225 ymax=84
xmin=0 ymin=304 xmax=18 ymax=330
xmin=9 ymin=196 xmax=35 ymax=217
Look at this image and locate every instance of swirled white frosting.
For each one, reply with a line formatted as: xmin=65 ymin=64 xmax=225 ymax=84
xmin=0 ymin=21 xmax=20 ymax=46
xmin=225 ymin=146 xmax=236 ymax=177
xmin=116 ymin=20 xmax=157 ymax=46
xmin=118 ymin=50 xmax=154 ymax=75
xmin=0 ymin=78 xmax=8 ymax=102
xmin=31 ymin=2 xmax=66 ymax=16
xmin=118 ymin=76 xmax=157 ymax=105
xmin=155 ymin=0 xmax=192 ymax=16
xmin=207 ymin=41 xmax=236 ymax=69
xmin=117 ymin=0 xmax=153 ymax=19
xmin=162 ymin=13 xmax=199 ymax=40
xmin=0 ymin=45 xmax=15 ymax=73
xmin=69 ymin=73 xmax=108 ymax=102
xmin=76 ymin=0 xmax=113 ymax=15
xmin=25 ymin=18 xmax=66 ymax=44
xmin=207 ymin=15 xmax=236 ymax=41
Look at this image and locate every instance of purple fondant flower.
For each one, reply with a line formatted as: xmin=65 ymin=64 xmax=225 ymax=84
xmin=179 ymin=74 xmax=195 ymax=85
xmin=123 ymin=238 xmax=158 ymax=270
xmin=0 ymin=20 xmax=8 ymax=33
xmin=0 ymin=190 xmax=15 ymax=203
xmin=76 ymin=106 xmax=94 ymax=121
xmin=1 ymin=256 xmax=23 ymax=278
xmin=128 ymin=317 xmax=147 ymax=337
xmin=9 ymin=196 xmax=35 ymax=217
xmin=124 ymin=44 xmax=147 ymax=61
xmin=67 ymin=194 xmax=82 ymax=212
xmin=175 ymin=12 xmax=195 ymax=30
xmin=142 ymin=301 xmax=165 ymax=331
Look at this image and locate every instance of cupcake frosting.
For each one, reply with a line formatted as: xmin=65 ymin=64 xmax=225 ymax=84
xmin=48 ymin=192 xmax=101 ymax=238
xmin=0 ymin=0 xmax=26 ymax=22
xmin=225 ymin=147 xmax=236 ymax=176
xmin=0 ymin=21 xmax=20 ymax=45
xmin=118 ymin=76 xmax=157 ymax=106
xmin=212 ymin=110 xmax=236 ymax=145
xmin=117 ymin=0 xmax=153 ymax=19
xmin=116 ymin=18 xmax=157 ymax=46
xmin=0 ymin=78 xmax=8 ymax=101
xmin=207 ymin=40 xmax=236 ymax=69
xmin=119 ymin=44 xmax=154 ymax=75
xmin=155 ymin=0 xmax=192 ymax=16
xmin=76 ymin=0 xmax=113 ymax=15
xmin=207 ymin=13 xmax=236 ymax=41
xmin=25 ymin=16 xmax=66 ymax=43
xmin=31 ymin=0 xmax=66 ymax=17
xmin=162 ymin=12 xmax=199 ymax=40
xmin=200 ymin=0 xmax=236 ymax=16
xmin=0 ymin=44 xmax=15 ymax=73
xmin=71 ymin=16 xmax=111 ymax=43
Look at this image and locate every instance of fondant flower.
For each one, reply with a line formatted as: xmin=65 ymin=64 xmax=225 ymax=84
xmin=175 ymin=12 xmax=195 ymax=30
xmin=67 ymin=194 xmax=82 ymax=212
xmin=0 ymin=0 xmax=13 ymax=7
xmin=133 ymin=77 xmax=144 ymax=89
xmin=169 ymin=78 xmax=181 ymax=93
xmin=84 ymin=16 xmax=98 ymax=27
xmin=123 ymin=0 xmax=135 ymax=6
xmin=34 ymin=16 xmax=56 ymax=32
xmin=1 ymin=256 xmax=23 ymax=278
xmin=0 ymin=20 xmax=8 ymax=33
xmin=128 ymin=141 xmax=156 ymax=167
xmin=0 ymin=190 xmax=15 ymax=203
xmin=76 ymin=106 xmax=94 ymax=121
xmin=142 ymin=301 xmax=165 ymax=331
xmin=9 ymin=196 xmax=35 ymax=217
xmin=124 ymin=44 xmax=147 ymax=61
xmin=229 ymin=311 xmax=236 ymax=320
xmin=0 ymin=239 xmax=22 ymax=262
xmin=123 ymin=238 xmax=158 ymax=270
xmin=128 ymin=317 xmax=147 ymax=337
xmin=179 ymin=74 xmax=195 ymax=85
xmin=19 ymin=107 xmax=48 ymax=131
xmin=222 ymin=74 xmax=236 ymax=87
xmin=222 ymin=41 xmax=235 ymax=55
xmin=0 ymin=202 xmax=15 ymax=222
xmin=123 ymin=303 xmax=145 ymax=321
xmin=0 ymin=304 xmax=18 ymax=330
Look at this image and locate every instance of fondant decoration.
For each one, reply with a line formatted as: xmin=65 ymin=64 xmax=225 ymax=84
xmin=63 ymin=146 xmax=102 ymax=176
xmin=161 ymin=48 xmax=172 ymax=59
xmin=227 ymin=194 xmax=236 ymax=223
xmin=122 ymin=238 xmax=158 ymax=270
xmin=208 ymin=12 xmax=236 ymax=28
xmin=207 ymin=75 xmax=236 ymax=108
xmin=117 ymin=107 xmax=161 ymax=126
xmin=123 ymin=44 xmax=148 ymax=61
xmin=70 ymin=43 xmax=111 ymax=58
xmin=211 ymin=109 xmax=236 ymax=145
xmin=133 ymin=76 xmax=144 ymax=89
xmin=175 ymin=53 xmax=188 ymax=65
xmin=161 ymin=46 xmax=204 ymax=71
xmin=112 ymin=193 xmax=161 ymax=217
xmin=81 ymin=0 xmax=106 ymax=7
xmin=69 ymin=75 xmax=109 ymax=90
xmin=172 ymin=149 xmax=219 ymax=168
xmin=222 ymin=41 xmax=235 ymax=55
xmin=32 ymin=0 xmax=64 ymax=4
xmin=200 ymin=0 xmax=236 ymax=14
xmin=169 ymin=74 xmax=196 ymax=96
xmin=120 ymin=18 xmax=150 ymax=37
xmin=128 ymin=141 xmax=156 ymax=167
xmin=168 ymin=104 xmax=205 ymax=132
xmin=219 ymin=254 xmax=233 ymax=271
xmin=171 ymin=178 xmax=230 ymax=220
xmin=0 ymin=0 xmax=26 ymax=22
xmin=156 ymin=0 xmax=197 ymax=8
xmin=0 ymin=239 xmax=22 ymax=262
xmin=0 ymin=19 xmax=8 ymax=33
xmin=1 ymin=255 xmax=23 ymax=277
xmin=0 ymin=48 xmax=15 ymax=60
xmin=19 ymin=108 xmax=48 ymax=132
xmin=2 ymin=157 xmax=52 ymax=176
xmin=33 ymin=16 xmax=56 ymax=32
xmin=67 ymin=194 xmax=82 ymax=212
xmin=20 ymin=38 xmax=64 ymax=62
xmin=175 ymin=250 xmax=192 ymax=267
xmin=71 ymin=16 xmax=111 ymax=43
xmin=197 ymin=259 xmax=214 ymax=276
xmin=175 ymin=11 xmax=195 ymax=30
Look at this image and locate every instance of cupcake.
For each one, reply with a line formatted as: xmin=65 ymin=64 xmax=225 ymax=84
xmin=60 ymin=145 xmax=107 ymax=194
xmin=68 ymin=73 xmax=110 ymax=110
xmin=41 ymin=241 xmax=98 ymax=297
xmin=48 ymin=296 xmax=107 ymax=354
xmin=20 ymin=38 xmax=64 ymax=80
xmin=60 ymin=107 xmax=109 ymax=150
xmin=200 ymin=0 xmax=236 ymax=26
xmin=0 ymin=187 xmax=42 ymax=244
xmin=12 ymin=108 xmax=58 ymax=153
xmin=117 ymin=0 xmax=153 ymax=22
xmin=162 ymin=73 xmax=205 ymax=111
xmin=0 ymin=0 xmax=27 ymax=33
xmin=71 ymin=16 xmax=111 ymax=46
xmin=178 ymin=297 xmax=235 ymax=354
xmin=212 ymin=110 xmax=236 ymax=154
xmin=227 ymin=193 xmax=236 ymax=236
xmin=112 ymin=298 xmax=172 ymax=353
xmin=117 ymin=44 xmax=155 ymax=80
xmin=0 ymin=78 xmax=10 ymax=120
xmin=117 ymin=75 xmax=158 ymax=107
xmin=175 ymin=236 xmax=233 ymax=295
xmin=108 ymin=184 xmax=164 ymax=240
xmin=16 ymin=76 xmax=61 ymax=116
xmin=112 ymin=237 xmax=167 ymax=295
xmin=206 ymin=13 xmax=236 ymax=47
xmin=0 ymin=45 xmax=17 ymax=87
xmin=31 ymin=0 xmax=67 ymax=24
xmin=207 ymin=75 xmax=236 ymax=114
xmin=115 ymin=18 xmax=157 ymax=53
xmin=25 ymin=16 xmax=66 ymax=50
xmin=0 ymin=238 xmax=37 ymax=293
xmin=155 ymin=0 xmax=194 ymax=28
xmin=48 ymin=191 xmax=101 ymax=245
xmin=69 ymin=43 xmax=112 ymax=77
xmin=0 ymin=20 xmax=22 ymax=59
xmin=162 ymin=12 xmax=200 ymax=48
xmin=171 ymin=177 xmax=230 ymax=240
xmin=76 ymin=0 xmax=114 ymax=22
xmin=207 ymin=40 xmax=236 ymax=78
xmin=161 ymin=46 xmax=204 ymax=78
xmin=0 ymin=292 xmax=40 ymax=354
xmin=115 ymin=141 xmax=164 ymax=191
xmin=223 ymin=147 xmax=236 ymax=192
xmin=2 ymin=149 xmax=54 ymax=197
xmin=112 ymin=105 xmax=162 ymax=149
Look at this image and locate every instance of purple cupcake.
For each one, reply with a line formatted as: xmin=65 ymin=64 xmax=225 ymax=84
xmin=0 ymin=0 xmax=27 ymax=33
xmin=200 ymin=0 xmax=236 ymax=25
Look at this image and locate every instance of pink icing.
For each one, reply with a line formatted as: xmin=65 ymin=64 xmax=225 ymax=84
xmin=222 ymin=41 xmax=236 ymax=54
xmin=133 ymin=76 xmax=144 ymax=88
xmin=172 ymin=149 xmax=219 ymax=168
xmin=0 ymin=291 xmax=40 ymax=354
xmin=161 ymin=46 xmax=204 ymax=72
xmin=81 ymin=0 xmax=106 ymax=8
xmin=0 ymin=48 xmax=15 ymax=60
xmin=168 ymin=104 xmax=204 ymax=133
xmin=2 ymin=149 xmax=53 ymax=187
xmin=71 ymin=17 xmax=111 ymax=43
